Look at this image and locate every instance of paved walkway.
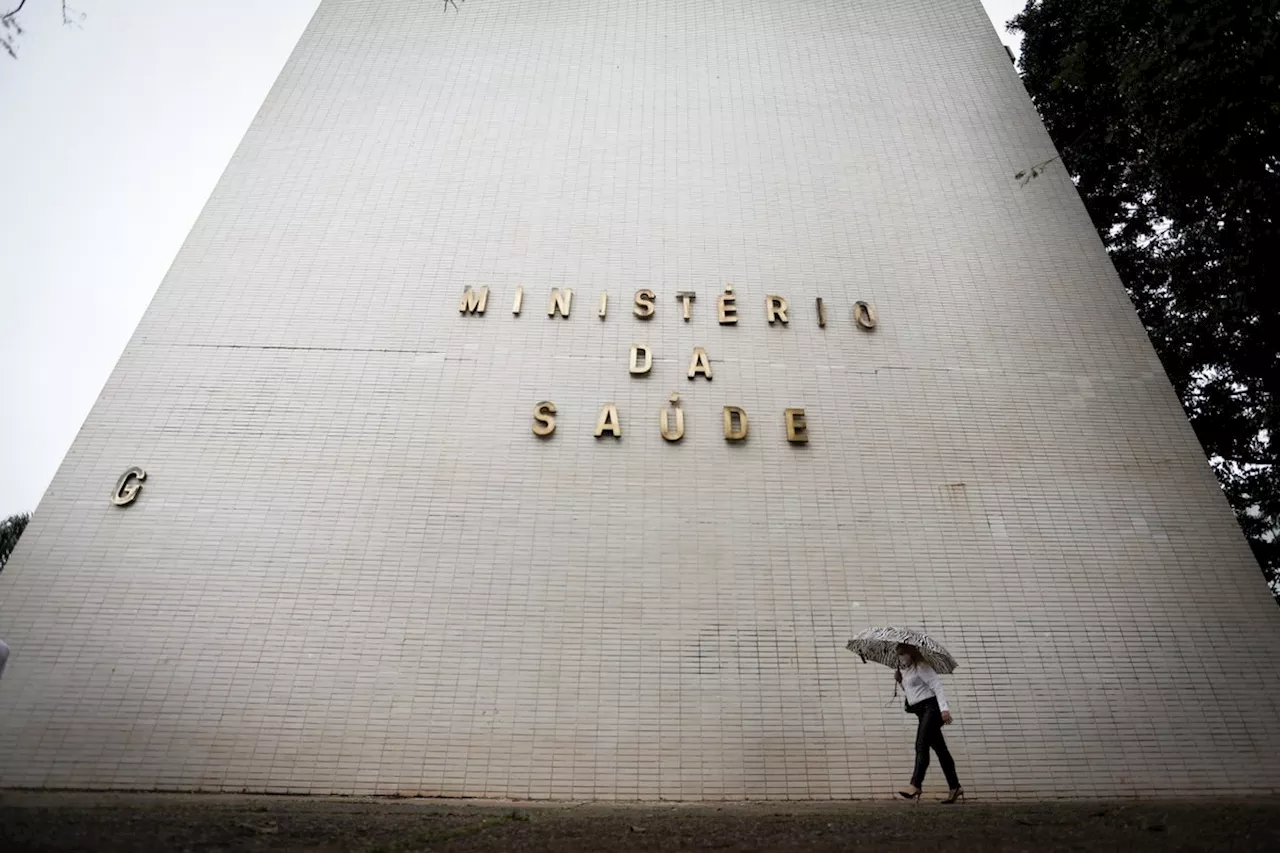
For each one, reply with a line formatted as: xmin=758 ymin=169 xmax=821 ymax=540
xmin=2 ymin=793 xmax=1277 ymax=852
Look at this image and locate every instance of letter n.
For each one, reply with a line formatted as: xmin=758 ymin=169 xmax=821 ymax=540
xmin=548 ymin=288 xmax=573 ymax=319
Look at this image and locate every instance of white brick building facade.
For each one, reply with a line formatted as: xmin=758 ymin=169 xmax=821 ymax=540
xmin=3 ymin=0 xmax=1279 ymax=798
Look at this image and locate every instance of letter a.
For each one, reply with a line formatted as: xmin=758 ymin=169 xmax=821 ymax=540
xmin=688 ymin=347 xmax=713 ymax=381
xmin=595 ymin=403 xmax=622 ymax=439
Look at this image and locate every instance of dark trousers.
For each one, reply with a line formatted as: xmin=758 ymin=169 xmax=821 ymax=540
xmin=909 ymin=697 xmax=960 ymax=790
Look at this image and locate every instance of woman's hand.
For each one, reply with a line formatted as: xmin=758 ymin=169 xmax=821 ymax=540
xmin=894 ymin=669 xmax=903 ymax=684
xmin=941 ymin=711 xmax=953 ymax=725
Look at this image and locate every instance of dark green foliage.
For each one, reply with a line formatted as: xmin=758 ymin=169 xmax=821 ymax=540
xmin=0 ymin=512 xmax=30 ymax=571
xmin=1013 ymin=0 xmax=1280 ymax=594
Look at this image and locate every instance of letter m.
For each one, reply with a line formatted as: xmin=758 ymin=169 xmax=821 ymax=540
xmin=459 ymin=286 xmax=489 ymax=315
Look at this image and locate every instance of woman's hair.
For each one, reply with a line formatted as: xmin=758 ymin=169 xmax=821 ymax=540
xmin=896 ymin=643 xmax=921 ymax=663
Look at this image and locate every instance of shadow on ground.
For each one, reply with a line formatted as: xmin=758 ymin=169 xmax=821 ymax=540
xmin=1 ymin=793 xmax=1277 ymax=852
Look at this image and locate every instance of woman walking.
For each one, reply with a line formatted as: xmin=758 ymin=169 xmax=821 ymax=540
xmin=895 ymin=642 xmax=963 ymax=803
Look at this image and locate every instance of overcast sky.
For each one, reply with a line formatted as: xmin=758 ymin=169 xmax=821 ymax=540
xmin=0 ymin=0 xmax=1027 ymax=518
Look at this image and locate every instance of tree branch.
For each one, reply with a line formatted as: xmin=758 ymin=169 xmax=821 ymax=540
xmin=1 ymin=0 xmax=23 ymax=59
xmin=1 ymin=0 xmax=28 ymax=22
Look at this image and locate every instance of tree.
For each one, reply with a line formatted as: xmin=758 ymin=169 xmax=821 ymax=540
xmin=0 ymin=0 xmax=24 ymax=58
xmin=3 ymin=0 xmax=85 ymax=59
xmin=1012 ymin=0 xmax=1279 ymax=595
xmin=0 ymin=512 xmax=30 ymax=571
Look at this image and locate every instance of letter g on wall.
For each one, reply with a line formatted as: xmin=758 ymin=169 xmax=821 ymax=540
xmin=111 ymin=467 xmax=147 ymax=507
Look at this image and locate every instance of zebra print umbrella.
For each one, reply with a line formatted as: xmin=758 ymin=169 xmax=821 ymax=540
xmin=846 ymin=626 xmax=959 ymax=674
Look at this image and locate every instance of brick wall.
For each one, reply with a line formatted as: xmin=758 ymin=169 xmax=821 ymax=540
xmin=2 ymin=0 xmax=1278 ymax=798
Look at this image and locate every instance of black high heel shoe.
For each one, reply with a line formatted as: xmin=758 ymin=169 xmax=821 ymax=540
xmin=940 ymin=787 xmax=965 ymax=804
xmin=898 ymin=787 xmax=922 ymax=802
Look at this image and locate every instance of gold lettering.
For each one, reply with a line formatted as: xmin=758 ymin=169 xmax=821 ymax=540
xmin=785 ymin=408 xmax=809 ymax=443
xmin=459 ymin=286 xmax=489 ymax=315
xmin=687 ymin=347 xmax=713 ymax=381
xmin=723 ymin=407 xmax=749 ymax=441
xmin=853 ymin=300 xmax=878 ymax=330
xmin=548 ymin=288 xmax=573 ymax=318
xmin=816 ymin=297 xmax=826 ymax=328
xmin=766 ymin=295 xmax=789 ymax=324
xmin=595 ymin=403 xmax=622 ymax=439
xmin=676 ymin=291 xmax=696 ymax=321
xmin=532 ymin=401 xmax=557 ymax=437
xmin=718 ymin=285 xmax=738 ymax=325
xmin=110 ymin=467 xmax=147 ymax=507
xmin=629 ymin=344 xmax=653 ymax=375
xmin=512 ymin=285 xmax=524 ymax=316
xmin=660 ymin=393 xmax=685 ymax=442
xmin=633 ymin=289 xmax=656 ymax=319
xmin=599 ymin=292 xmax=608 ymax=319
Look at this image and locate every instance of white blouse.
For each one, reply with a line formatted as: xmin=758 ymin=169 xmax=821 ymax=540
xmin=900 ymin=663 xmax=949 ymax=712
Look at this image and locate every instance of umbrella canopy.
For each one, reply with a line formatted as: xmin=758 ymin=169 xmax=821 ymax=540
xmin=846 ymin=626 xmax=959 ymax=674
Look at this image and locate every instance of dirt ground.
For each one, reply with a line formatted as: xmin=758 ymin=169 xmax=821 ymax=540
xmin=2 ymin=792 xmax=1277 ymax=852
